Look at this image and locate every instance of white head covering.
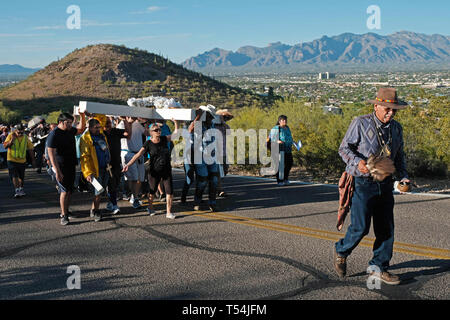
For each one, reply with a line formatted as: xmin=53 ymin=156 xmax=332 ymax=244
xmin=127 ymin=96 xmax=183 ymax=109
xmin=199 ymin=104 xmax=216 ymax=116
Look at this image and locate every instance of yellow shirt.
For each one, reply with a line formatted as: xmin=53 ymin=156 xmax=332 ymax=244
xmin=4 ymin=133 xmax=34 ymax=163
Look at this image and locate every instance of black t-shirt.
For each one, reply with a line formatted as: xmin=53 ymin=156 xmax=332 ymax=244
xmin=104 ymin=128 xmax=126 ymax=168
xmin=143 ymin=136 xmax=171 ymax=177
xmin=32 ymin=126 xmax=50 ymax=148
xmin=46 ymin=127 xmax=78 ymax=166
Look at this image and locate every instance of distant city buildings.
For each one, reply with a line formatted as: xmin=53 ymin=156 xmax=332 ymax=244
xmin=322 ymin=105 xmax=343 ymax=115
xmin=0 ymin=80 xmax=18 ymax=88
xmin=319 ymin=72 xmax=336 ymax=80
xmin=219 ymin=71 xmax=449 ymax=109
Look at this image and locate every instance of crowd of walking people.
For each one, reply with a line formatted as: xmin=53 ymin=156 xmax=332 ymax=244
xmin=1 ymin=105 xmax=238 ymax=226
xmin=1 ymin=88 xmax=412 ymax=285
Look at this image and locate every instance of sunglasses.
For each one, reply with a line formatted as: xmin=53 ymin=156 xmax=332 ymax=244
xmin=152 ymin=128 xmax=161 ymax=132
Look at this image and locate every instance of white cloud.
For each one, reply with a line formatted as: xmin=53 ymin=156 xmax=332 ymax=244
xmin=83 ymin=20 xmax=114 ymax=27
xmin=32 ymin=25 xmax=65 ymax=30
xmin=119 ymin=21 xmax=163 ymax=26
xmin=147 ymin=6 xmax=164 ymax=12
xmin=0 ymin=33 xmax=53 ymax=37
xmin=130 ymin=6 xmax=167 ymax=14
xmin=31 ymin=20 xmax=162 ymax=31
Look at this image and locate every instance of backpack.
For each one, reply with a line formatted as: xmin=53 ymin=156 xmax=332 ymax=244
xmin=150 ymin=137 xmax=171 ymax=173
xmin=152 ymin=149 xmax=170 ymax=173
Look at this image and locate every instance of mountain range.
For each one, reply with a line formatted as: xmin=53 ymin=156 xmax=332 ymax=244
xmin=0 ymin=64 xmax=40 ymax=75
xmin=183 ymin=31 xmax=450 ymax=73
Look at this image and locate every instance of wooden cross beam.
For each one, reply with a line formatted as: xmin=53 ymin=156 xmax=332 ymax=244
xmin=74 ymin=101 xmax=196 ymax=121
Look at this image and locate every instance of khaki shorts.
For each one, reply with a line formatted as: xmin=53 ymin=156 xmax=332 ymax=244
xmin=121 ymin=152 xmax=145 ymax=182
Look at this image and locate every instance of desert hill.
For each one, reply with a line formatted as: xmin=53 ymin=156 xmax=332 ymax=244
xmin=0 ymin=44 xmax=266 ymax=118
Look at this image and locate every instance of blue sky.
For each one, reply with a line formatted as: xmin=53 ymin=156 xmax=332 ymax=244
xmin=1 ymin=0 xmax=449 ymax=68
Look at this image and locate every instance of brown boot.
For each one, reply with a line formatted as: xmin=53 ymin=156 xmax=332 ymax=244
xmin=334 ymin=250 xmax=347 ymax=278
xmin=369 ymin=271 xmax=401 ymax=285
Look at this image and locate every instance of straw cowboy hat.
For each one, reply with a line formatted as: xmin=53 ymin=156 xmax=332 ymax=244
xmin=216 ymin=109 xmax=234 ymax=120
xmin=368 ymin=88 xmax=408 ymax=109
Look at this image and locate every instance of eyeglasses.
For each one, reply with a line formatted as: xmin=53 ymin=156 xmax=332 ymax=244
xmin=151 ymin=129 xmax=161 ymax=132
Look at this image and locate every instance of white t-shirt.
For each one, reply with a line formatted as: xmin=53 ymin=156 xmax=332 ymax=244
xmin=118 ymin=120 xmax=145 ymax=153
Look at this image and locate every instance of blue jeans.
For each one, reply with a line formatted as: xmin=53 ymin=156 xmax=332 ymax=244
xmin=90 ymin=167 xmax=109 ymax=197
xmin=181 ymin=163 xmax=195 ymax=201
xmin=194 ymin=163 xmax=219 ymax=205
xmin=335 ymin=176 xmax=395 ymax=271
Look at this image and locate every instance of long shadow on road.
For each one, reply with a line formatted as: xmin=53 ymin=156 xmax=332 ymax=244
xmin=0 ymin=263 xmax=142 ymax=300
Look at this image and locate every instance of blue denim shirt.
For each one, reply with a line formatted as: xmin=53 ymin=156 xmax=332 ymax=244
xmin=191 ymin=122 xmax=217 ymax=164
xmin=339 ymin=113 xmax=408 ymax=179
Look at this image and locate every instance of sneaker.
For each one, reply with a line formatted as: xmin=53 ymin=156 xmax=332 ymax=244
xmin=193 ymin=205 xmax=200 ymax=211
xmin=18 ymin=188 xmax=26 ymax=196
xmin=93 ymin=210 xmax=102 ymax=222
xmin=218 ymin=191 xmax=227 ymax=197
xmin=60 ymin=215 xmax=69 ymax=226
xmin=208 ymin=205 xmax=217 ymax=212
xmin=13 ymin=188 xmax=20 ymax=198
xmin=166 ymin=212 xmax=176 ymax=220
xmin=106 ymin=202 xmax=120 ymax=214
xmin=132 ymin=199 xmax=141 ymax=209
xmin=90 ymin=209 xmax=95 ymax=218
xmin=147 ymin=208 xmax=156 ymax=216
xmin=369 ymin=271 xmax=401 ymax=285
xmin=129 ymin=194 xmax=135 ymax=204
xmin=283 ymin=180 xmax=290 ymax=186
xmin=277 ymin=182 xmax=284 ymax=186
xmin=334 ymin=249 xmax=347 ymax=278
xmin=111 ymin=205 xmax=120 ymax=215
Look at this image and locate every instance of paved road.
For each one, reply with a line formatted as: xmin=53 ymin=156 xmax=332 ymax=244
xmin=0 ymin=167 xmax=449 ymax=300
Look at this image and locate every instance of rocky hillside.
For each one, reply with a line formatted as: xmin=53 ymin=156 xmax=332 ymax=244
xmin=0 ymin=44 xmax=266 ymax=117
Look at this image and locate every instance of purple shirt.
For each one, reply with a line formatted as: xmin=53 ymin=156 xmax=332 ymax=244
xmin=339 ymin=112 xmax=408 ymax=179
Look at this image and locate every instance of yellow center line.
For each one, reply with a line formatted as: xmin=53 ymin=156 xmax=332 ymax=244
xmin=179 ymin=210 xmax=450 ymax=260
xmin=210 ymin=211 xmax=450 ymax=256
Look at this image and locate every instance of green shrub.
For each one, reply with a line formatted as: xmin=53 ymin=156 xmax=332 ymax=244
xmin=230 ymin=96 xmax=449 ymax=178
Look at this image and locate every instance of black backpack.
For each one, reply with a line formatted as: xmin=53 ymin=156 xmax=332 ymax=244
xmin=150 ymin=137 xmax=171 ymax=173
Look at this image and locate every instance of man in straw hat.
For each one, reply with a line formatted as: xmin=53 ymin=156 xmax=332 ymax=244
xmin=333 ymin=88 xmax=410 ymax=285
xmin=188 ymin=105 xmax=220 ymax=212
